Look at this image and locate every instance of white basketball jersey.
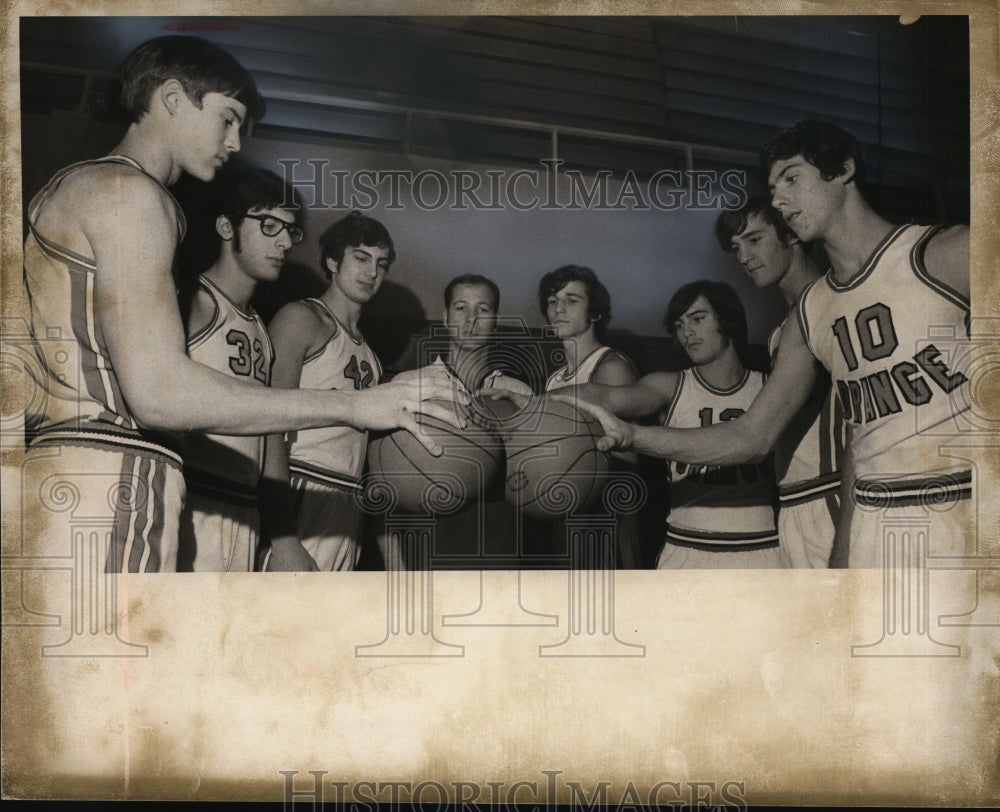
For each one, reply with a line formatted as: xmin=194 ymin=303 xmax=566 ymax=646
xmin=545 ymin=345 xmax=614 ymax=391
xmin=664 ymin=368 xmax=778 ymax=544
xmin=285 ymin=298 xmax=382 ymax=484
xmin=797 ymin=224 xmax=971 ymax=497
xmin=23 ymin=155 xmax=185 ymax=461
xmin=767 ymin=319 xmax=844 ymax=506
xmin=183 ymin=276 xmax=272 ymax=491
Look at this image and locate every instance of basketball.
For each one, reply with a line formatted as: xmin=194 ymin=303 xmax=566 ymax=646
xmin=474 ymin=390 xmax=521 ymax=430
xmin=503 ymin=395 xmax=610 ymax=519
xmin=366 ymin=398 xmax=504 ymax=514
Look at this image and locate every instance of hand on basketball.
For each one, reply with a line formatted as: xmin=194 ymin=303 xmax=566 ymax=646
xmin=388 ymin=363 xmax=470 ymax=401
xmin=555 ymin=395 xmax=635 ymax=453
xmin=480 ymin=370 xmax=534 ymax=397
xmin=357 ymin=375 xmax=470 ymax=456
xmin=477 ymin=383 xmax=532 ymax=412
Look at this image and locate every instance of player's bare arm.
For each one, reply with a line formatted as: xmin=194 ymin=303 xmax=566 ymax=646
xmin=576 ymin=370 xmax=679 ymax=420
xmin=84 ymin=177 xmax=465 ymax=439
xmin=588 ymin=321 xmax=819 ymax=464
xmin=268 ymin=301 xmax=470 ymax=457
xmin=590 ymin=351 xmax=639 ymax=387
xmin=180 ymin=284 xmax=219 ymax=339
xmin=483 ymin=371 xmax=533 ymax=397
xmin=922 ymin=224 xmax=970 ymax=301
xmin=268 ymin=301 xmax=327 ymax=390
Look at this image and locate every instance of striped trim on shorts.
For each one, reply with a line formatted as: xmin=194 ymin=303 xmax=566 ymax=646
xmin=854 ymin=470 xmax=973 ymax=510
xmin=665 ymin=523 xmax=779 ymax=552
xmin=28 ymin=429 xmax=184 ymax=572
xmin=778 ymin=472 xmax=842 ymax=507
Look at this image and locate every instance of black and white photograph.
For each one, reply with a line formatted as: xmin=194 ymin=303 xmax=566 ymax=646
xmin=2 ymin=1 xmax=998 ymax=806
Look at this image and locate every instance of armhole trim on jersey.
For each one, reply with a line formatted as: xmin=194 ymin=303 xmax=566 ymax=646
xmin=99 ymin=155 xmax=187 ymax=239
xmin=184 ymin=282 xmax=223 ymax=350
xmin=796 ymin=281 xmax=818 ymax=358
xmin=911 ymin=224 xmax=970 ymax=312
xmin=301 ymin=299 xmax=341 ymax=365
xmin=766 ymin=321 xmax=784 ymax=369
xmin=29 ymin=155 xmax=187 ymax=243
xmin=262 ymin=325 xmax=276 ymax=382
xmin=662 ymin=370 xmax=685 ymax=426
xmin=25 ymin=220 xmax=97 ymax=271
xmin=577 ymin=344 xmax=610 ymax=373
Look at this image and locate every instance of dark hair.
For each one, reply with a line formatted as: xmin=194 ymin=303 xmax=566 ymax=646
xmin=760 ymin=119 xmax=865 ymax=185
xmin=537 ymin=265 xmax=612 ymax=339
xmin=214 ymin=167 xmax=302 ymax=252
xmin=664 ymin=280 xmax=747 ymax=358
xmin=318 ymin=210 xmax=396 ymax=276
xmin=714 ymin=194 xmax=796 ymax=252
xmin=443 ymin=274 xmax=500 ymax=311
xmin=120 ymin=36 xmax=265 ymax=123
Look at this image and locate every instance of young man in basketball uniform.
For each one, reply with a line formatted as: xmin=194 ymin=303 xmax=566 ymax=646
xmin=539 ymin=265 xmax=643 ymax=568
xmin=21 ymin=36 xmax=465 ymax=575
xmin=177 ymin=168 xmax=316 ymax=572
xmin=267 ymin=212 xmax=398 ymax=571
xmin=586 ymin=120 xmax=970 ymax=568
xmin=715 ymin=197 xmax=846 ymax=567
xmin=573 ymin=280 xmax=781 ymax=569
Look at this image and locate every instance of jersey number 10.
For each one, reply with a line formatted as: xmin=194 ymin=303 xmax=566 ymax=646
xmin=831 ymin=303 xmax=897 ymax=372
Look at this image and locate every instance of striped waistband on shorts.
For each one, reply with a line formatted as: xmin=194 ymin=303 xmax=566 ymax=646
xmin=29 ymin=426 xmax=183 ymax=468
xmin=854 ymin=470 xmax=973 ymax=510
xmin=665 ymin=523 xmax=779 ymax=552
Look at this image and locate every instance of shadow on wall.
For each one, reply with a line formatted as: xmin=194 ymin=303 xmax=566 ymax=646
xmin=252 ymin=261 xmax=328 ymax=326
xmin=360 ymin=281 xmax=430 ymax=370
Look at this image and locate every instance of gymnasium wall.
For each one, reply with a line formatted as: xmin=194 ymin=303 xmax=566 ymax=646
xmin=236 ymin=132 xmax=786 ymax=372
xmin=17 ymin=108 xmax=783 ymax=377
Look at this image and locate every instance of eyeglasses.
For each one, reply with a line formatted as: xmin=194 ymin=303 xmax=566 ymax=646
xmin=243 ymin=214 xmax=304 ymax=245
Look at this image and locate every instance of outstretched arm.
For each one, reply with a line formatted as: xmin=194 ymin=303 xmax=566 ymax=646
xmin=587 ymin=322 xmax=821 ymax=466
xmin=576 ymin=371 xmax=679 ymax=421
xmin=85 ymin=171 xmax=465 ymax=443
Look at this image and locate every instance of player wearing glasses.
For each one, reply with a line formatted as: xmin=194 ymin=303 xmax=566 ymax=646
xmin=177 ymin=168 xmax=315 ymax=571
